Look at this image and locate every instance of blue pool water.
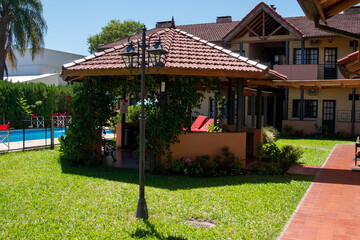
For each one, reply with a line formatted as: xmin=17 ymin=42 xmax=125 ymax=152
xmin=0 ymin=128 xmax=114 ymax=143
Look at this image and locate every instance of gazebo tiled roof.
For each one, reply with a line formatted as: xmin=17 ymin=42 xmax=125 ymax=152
xmin=62 ymin=28 xmax=286 ymax=81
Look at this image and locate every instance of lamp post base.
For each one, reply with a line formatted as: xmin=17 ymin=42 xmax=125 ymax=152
xmin=136 ymin=197 xmax=148 ymax=219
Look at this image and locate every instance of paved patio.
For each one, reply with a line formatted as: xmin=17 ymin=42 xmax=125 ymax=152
xmin=280 ymin=144 xmax=360 ymax=240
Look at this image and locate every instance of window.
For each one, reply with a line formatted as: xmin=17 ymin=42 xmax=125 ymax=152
xmin=294 ymin=48 xmax=319 ymax=64
xmin=292 ymin=100 xmax=318 ymax=118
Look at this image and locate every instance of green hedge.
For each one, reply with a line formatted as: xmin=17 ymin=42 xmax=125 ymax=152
xmin=0 ymin=81 xmax=74 ymax=125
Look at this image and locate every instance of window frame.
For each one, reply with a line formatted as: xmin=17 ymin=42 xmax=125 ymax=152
xmin=292 ymin=99 xmax=318 ymax=118
xmin=293 ymin=48 xmax=319 ymax=65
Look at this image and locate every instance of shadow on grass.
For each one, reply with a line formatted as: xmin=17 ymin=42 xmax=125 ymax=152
xmin=130 ymin=220 xmax=187 ymax=240
xmin=60 ymin=158 xmax=314 ymax=190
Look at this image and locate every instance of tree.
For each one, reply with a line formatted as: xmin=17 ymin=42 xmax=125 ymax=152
xmin=87 ymin=20 xmax=143 ymax=54
xmin=0 ymin=0 xmax=47 ymax=80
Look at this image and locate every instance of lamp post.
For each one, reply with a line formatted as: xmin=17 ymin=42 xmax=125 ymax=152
xmin=120 ymin=26 xmax=168 ymax=219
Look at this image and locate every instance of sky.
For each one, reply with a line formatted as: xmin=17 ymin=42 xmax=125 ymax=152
xmin=41 ymin=0 xmax=307 ymax=56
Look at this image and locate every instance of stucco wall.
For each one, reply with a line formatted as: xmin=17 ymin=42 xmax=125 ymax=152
xmin=169 ymin=132 xmax=247 ymax=166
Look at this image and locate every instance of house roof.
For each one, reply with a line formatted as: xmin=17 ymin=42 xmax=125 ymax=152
xmin=338 ymin=51 xmax=360 ymax=79
xmin=286 ymin=12 xmax=360 ymax=37
xmin=297 ymin=0 xmax=360 ymax=24
xmin=98 ymin=2 xmax=360 ymax=52
xmin=223 ymin=2 xmax=304 ymax=42
xmin=62 ymin=28 xmax=286 ymax=81
xmin=97 ymin=21 xmax=240 ymax=50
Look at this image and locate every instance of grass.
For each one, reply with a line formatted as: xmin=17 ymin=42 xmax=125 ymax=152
xmin=276 ymin=137 xmax=354 ymax=166
xmin=0 ymin=149 xmax=313 ymax=239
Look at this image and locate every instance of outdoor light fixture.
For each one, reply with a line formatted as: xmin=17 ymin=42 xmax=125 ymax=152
xmin=121 ymin=26 xmax=168 ymax=220
xmin=161 ymin=81 xmax=166 ymax=92
xmin=120 ymin=41 xmax=139 ymax=69
xmin=147 ymin=38 xmax=168 ymax=68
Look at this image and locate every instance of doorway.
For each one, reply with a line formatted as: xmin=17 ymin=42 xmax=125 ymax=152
xmin=322 ymin=100 xmax=336 ymax=133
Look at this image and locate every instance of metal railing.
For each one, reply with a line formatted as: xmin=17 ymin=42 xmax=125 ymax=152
xmin=0 ymin=118 xmax=68 ymax=153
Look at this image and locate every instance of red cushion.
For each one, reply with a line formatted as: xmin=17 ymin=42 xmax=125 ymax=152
xmin=0 ymin=124 xmax=9 ymax=130
xmin=199 ymin=119 xmax=214 ymax=132
xmin=190 ymin=116 xmax=207 ymax=131
xmin=52 ymin=113 xmax=58 ymax=117
xmin=31 ymin=114 xmax=38 ymax=117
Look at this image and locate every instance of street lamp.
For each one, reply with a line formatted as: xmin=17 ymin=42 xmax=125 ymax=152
xmin=120 ymin=26 xmax=167 ymax=219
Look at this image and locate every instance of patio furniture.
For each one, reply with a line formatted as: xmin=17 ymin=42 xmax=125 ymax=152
xmin=58 ymin=113 xmax=66 ymax=127
xmin=355 ymin=136 xmax=360 ymax=166
xmin=0 ymin=123 xmax=10 ymax=151
xmin=52 ymin=113 xmax=60 ymax=127
xmin=198 ymin=118 xmax=214 ymax=132
xmin=190 ymin=115 xmax=208 ymax=132
xmin=30 ymin=114 xmax=44 ymax=128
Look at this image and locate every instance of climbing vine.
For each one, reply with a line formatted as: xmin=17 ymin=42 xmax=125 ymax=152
xmin=59 ymin=75 xmax=223 ymax=168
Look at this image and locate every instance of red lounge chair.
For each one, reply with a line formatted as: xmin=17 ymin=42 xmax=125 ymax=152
xmin=198 ymin=118 xmax=214 ymax=132
xmin=0 ymin=123 xmax=9 ymax=151
xmin=190 ymin=115 xmax=208 ymax=132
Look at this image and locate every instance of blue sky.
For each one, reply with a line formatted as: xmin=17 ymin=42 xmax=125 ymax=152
xmin=42 ymin=1 xmax=306 ymax=56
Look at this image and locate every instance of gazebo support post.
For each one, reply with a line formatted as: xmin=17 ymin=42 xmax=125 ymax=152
xmin=227 ymin=81 xmax=233 ymax=125
xmin=256 ymin=88 xmax=263 ymax=129
xmin=236 ymin=79 xmax=244 ymax=132
xmin=300 ymin=89 xmax=304 ymax=121
xmin=214 ymin=93 xmax=218 ymax=127
xmin=263 ymin=94 xmax=268 ymax=127
xmin=136 ymin=26 xmax=148 ymax=220
xmin=273 ymin=96 xmax=277 ymax=127
xmin=251 ymin=92 xmax=256 ymax=128
xmin=284 ymin=89 xmax=289 ymax=120
xmin=352 ymin=88 xmax=356 ymax=135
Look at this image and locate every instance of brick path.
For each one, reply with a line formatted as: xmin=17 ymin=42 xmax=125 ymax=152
xmin=280 ymin=144 xmax=360 ymax=240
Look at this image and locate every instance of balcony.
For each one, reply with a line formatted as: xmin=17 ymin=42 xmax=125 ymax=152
xmin=273 ymin=64 xmax=345 ymax=80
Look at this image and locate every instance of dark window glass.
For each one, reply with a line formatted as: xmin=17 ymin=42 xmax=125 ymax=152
xmin=294 ymin=48 xmax=319 ymax=64
xmin=292 ymin=100 xmax=318 ymax=118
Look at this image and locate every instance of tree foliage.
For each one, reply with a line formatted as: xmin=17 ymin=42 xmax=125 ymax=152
xmin=87 ymin=20 xmax=143 ymax=53
xmin=0 ymin=0 xmax=47 ymax=80
xmin=0 ymin=81 xmax=74 ymax=127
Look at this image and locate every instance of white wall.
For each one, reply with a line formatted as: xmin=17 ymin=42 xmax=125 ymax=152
xmin=6 ymin=48 xmax=84 ymax=85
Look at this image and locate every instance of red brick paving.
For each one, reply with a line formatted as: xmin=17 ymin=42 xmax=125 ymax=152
xmin=280 ymin=144 xmax=360 ymax=240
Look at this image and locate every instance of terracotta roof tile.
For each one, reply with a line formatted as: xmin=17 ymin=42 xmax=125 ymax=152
xmin=286 ymin=13 xmax=360 ymax=37
xmin=338 ymin=51 xmax=359 ymax=65
xmin=63 ymin=28 xmax=286 ymax=80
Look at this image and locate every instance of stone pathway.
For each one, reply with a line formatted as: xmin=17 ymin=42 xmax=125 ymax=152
xmin=280 ymin=144 xmax=360 ymax=240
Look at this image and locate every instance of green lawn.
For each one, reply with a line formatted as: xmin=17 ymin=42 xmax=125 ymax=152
xmin=0 ymin=150 xmax=313 ymax=239
xmin=276 ymin=137 xmax=354 ymax=166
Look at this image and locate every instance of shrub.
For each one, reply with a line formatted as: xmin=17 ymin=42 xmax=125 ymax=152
xmin=256 ymin=143 xmax=303 ymax=175
xmin=263 ymin=126 xmax=279 ymax=143
xmin=163 ymin=147 xmax=244 ymax=177
xmin=280 ymin=125 xmax=292 ymax=137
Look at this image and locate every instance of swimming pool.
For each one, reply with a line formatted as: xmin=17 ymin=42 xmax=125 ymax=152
xmin=0 ymin=128 xmax=114 ymax=143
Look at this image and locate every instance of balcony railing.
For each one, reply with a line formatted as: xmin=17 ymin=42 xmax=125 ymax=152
xmin=273 ymin=64 xmax=345 ymax=80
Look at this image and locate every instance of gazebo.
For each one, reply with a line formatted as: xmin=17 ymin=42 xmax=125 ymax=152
xmin=61 ymin=27 xmax=286 ymax=166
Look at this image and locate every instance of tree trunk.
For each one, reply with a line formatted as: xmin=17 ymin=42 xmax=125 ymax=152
xmin=0 ymin=13 xmax=9 ymax=80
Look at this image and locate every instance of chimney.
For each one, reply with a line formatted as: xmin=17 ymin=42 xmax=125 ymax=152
xmin=216 ymin=16 xmax=232 ymax=23
xmin=344 ymin=6 xmax=360 ymax=14
xmin=156 ymin=20 xmax=174 ymax=28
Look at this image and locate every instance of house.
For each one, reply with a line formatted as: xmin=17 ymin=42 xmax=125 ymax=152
xmin=6 ymin=48 xmax=84 ymax=85
xmin=92 ymin=2 xmax=360 ymax=136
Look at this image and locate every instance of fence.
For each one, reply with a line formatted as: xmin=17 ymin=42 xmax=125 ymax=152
xmin=0 ymin=117 xmax=69 ymax=153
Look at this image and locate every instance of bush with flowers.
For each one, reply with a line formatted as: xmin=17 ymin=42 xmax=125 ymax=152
xmin=162 ymin=147 xmax=244 ymax=177
xmin=256 ymin=143 xmax=303 ymax=175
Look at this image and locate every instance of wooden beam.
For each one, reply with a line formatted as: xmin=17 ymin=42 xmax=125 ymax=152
xmin=324 ymin=0 xmax=360 ymax=19
xmin=262 ymin=11 xmax=266 ymax=39
xmin=267 ymin=25 xmax=283 ymax=39
xmin=313 ymin=0 xmax=327 ymax=23
xmin=246 ymin=26 xmax=262 ymax=40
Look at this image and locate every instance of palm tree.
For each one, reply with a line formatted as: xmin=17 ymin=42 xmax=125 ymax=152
xmin=0 ymin=0 xmax=47 ymax=80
